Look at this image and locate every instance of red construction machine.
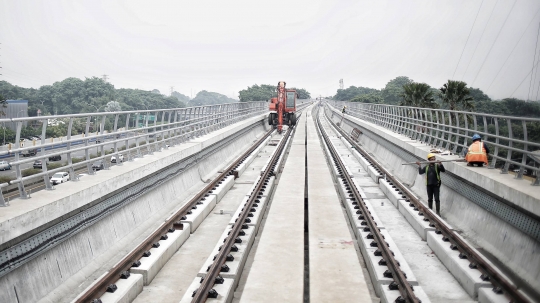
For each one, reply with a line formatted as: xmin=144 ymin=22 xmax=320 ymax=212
xmin=268 ymin=81 xmax=297 ymax=133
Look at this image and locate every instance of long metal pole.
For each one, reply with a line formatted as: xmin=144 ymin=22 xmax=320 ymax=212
xmin=401 ymin=159 xmax=466 ymax=165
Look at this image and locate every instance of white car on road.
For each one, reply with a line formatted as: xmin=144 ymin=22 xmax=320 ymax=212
xmin=50 ymin=172 xmax=70 ymax=185
xmin=0 ymin=161 xmax=11 ymax=171
xmin=111 ymin=154 xmax=124 ymax=163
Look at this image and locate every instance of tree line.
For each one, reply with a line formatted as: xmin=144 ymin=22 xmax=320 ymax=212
xmin=239 ymin=84 xmax=311 ymax=102
xmin=0 ymin=77 xmax=187 ymax=117
xmin=333 ymin=76 xmax=540 ymax=117
xmin=0 ymin=77 xmax=246 ymax=118
xmin=335 ymin=77 xmax=540 ymax=166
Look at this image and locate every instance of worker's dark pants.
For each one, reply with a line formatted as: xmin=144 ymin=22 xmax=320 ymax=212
xmin=426 ymin=184 xmax=441 ymax=212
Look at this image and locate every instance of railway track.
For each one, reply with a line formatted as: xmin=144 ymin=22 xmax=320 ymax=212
xmin=29 ymin=102 xmax=532 ymax=303
xmin=315 ymin=107 xmax=420 ymax=302
xmin=74 ymin=128 xmax=277 ymax=302
xmin=319 ymin=105 xmax=533 ymax=303
xmin=73 ymin=107 xmax=306 ymax=302
xmin=191 ymin=125 xmax=293 ymax=302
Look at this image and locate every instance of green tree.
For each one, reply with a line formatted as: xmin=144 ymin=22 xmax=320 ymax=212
xmin=289 ymin=88 xmax=311 ymax=99
xmin=439 ymin=80 xmax=474 ymax=111
xmin=0 ymin=93 xmax=6 ymax=116
xmin=171 ymin=91 xmax=189 ymax=104
xmin=350 ymin=93 xmax=383 ymax=103
xmin=382 ymin=76 xmax=413 ymax=105
xmin=469 ymin=87 xmax=491 ymax=102
xmin=400 ymin=82 xmax=437 ymax=108
xmin=105 ymin=101 xmax=122 ymax=112
xmin=334 ymin=86 xmax=380 ymax=101
xmin=239 ymin=84 xmax=276 ymax=102
xmin=189 ymin=90 xmax=237 ymax=106
xmin=500 ymin=98 xmax=540 ymax=117
xmin=1 ymin=126 xmax=16 ymax=144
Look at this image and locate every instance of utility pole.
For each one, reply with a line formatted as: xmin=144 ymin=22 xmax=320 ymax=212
xmin=102 ymin=74 xmax=108 ymax=82
xmin=170 ymin=86 xmax=174 ymax=96
xmin=339 ymin=79 xmax=344 ymax=90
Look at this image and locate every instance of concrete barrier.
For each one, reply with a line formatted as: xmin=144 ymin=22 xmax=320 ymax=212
xmin=179 ymin=277 xmax=234 ymax=303
xmin=380 ymin=285 xmax=431 ymax=303
xmin=181 ymin=193 xmax=217 ymax=232
xmin=197 ymin=224 xmax=257 ymax=279
xmin=209 ymin=176 xmax=235 ymax=204
xmin=130 ymin=223 xmax=191 ymax=285
xmin=98 ymin=273 xmax=144 ymax=303
xmin=426 ymin=230 xmax=492 ymax=298
xmin=229 ymin=196 xmax=268 ymax=227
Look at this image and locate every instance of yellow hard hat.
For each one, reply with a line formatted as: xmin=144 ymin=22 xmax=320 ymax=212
xmin=427 ymin=153 xmax=436 ymax=160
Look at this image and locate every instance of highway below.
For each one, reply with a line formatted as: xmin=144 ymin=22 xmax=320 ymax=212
xmin=0 ymin=133 xmax=155 ymax=178
xmin=0 ymin=133 xmax=165 ymax=201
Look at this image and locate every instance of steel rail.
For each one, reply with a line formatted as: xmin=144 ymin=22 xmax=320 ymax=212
xmin=315 ymin=108 xmax=420 ymax=303
xmin=191 ymin=125 xmax=295 ymax=302
xmin=76 ymin=127 xmax=274 ymax=303
xmin=324 ymin=107 xmax=531 ymax=303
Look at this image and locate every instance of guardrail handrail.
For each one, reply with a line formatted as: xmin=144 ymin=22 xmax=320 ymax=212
xmin=329 ymin=100 xmax=540 ymax=186
xmin=0 ymin=101 xmax=268 ymax=205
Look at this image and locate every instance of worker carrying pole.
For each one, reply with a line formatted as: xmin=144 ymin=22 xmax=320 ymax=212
xmin=339 ymin=105 xmax=347 ymax=126
xmin=402 ymin=159 xmax=465 ymax=165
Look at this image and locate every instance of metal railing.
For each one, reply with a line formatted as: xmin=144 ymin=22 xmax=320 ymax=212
xmin=0 ymin=102 xmax=267 ymax=204
xmin=330 ymin=100 xmax=540 ymax=186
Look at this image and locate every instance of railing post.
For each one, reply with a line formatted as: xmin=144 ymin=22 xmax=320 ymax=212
xmin=112 ymin=114 xmax=123 ymax=165
xmin=492 ymin=117 xmax=501 ymax=170
xmin=516 ymin=120 xmax=528 ymax=180
xmin=84 ymin=116 xmax=95 ymax=173
xmin=14 ymin=121 xmax=28 ymax=199
xmin=41 ymin=119 xmax=54 ymax=189
xmin=66 ymin=117 xmax=78 ymax=180
xmin=125 ymin=113 xmax=133 ymax=161
xmin=462 ymin=113 xmax=470 ymax=157
xmin=501 ymin=119 xmax=513 ymax=174
xmin=0 ymin=186 xmax=7 ymax=206
xmin=145 ymin=112 xmax=152 ymax=155
xmin=452 ymin=112 xmax=460 ymax=155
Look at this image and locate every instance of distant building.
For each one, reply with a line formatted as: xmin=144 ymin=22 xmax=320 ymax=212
xmin=3 ymin=100 xmax=28 ymax=131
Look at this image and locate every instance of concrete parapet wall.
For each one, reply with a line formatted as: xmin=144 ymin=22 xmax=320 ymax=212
xmin=331 ymin=109 xmax=540 ymax=217
xmin=0 ymin=114 xmax=266 ymax=247
xmin=326 ymin=108 xmax=540 ymax=292
xmin=0 ymin=115 xmax=268 ymax=303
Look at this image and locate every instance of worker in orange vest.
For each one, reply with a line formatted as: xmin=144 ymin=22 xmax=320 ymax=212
xmin=465 ymin=134 xmax=490 ymax=167
xmin=416 ymin=153 xmax=445 ymax=216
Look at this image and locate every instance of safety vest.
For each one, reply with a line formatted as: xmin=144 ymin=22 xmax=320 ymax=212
xmin=425 ymin=165 xmax=441 ymax=185
xmin=466 ymin=141 xmax=488 ymax=165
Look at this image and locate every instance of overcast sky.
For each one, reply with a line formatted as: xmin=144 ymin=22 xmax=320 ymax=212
xmin=2 ymin=0 xmax=540 ymax=101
